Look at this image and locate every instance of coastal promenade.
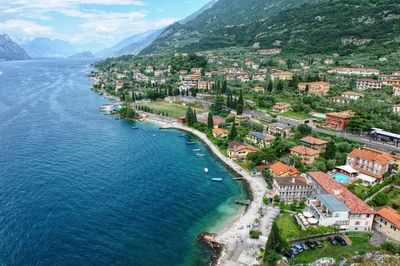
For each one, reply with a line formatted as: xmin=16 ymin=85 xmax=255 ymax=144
xmin=141 ymin=113 xmax=271 ymax=265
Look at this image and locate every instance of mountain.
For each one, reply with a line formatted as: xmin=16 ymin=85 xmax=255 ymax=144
xmin=96 ymin=0 xmax=218 ymax=58
xmin=0 ymin=34 xmax=30 ymax=61
xmin=141 ymin=0 xmax=400 ymax=56
xmin=96 ymin=29 xmax=163 ymax=58
xmin=68 ymin=51 xmax=95 ymax=59
xmin=21 ymin=38 xmax=78 ymax=58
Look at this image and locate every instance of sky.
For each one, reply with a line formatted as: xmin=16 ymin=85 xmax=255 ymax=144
xmin=0 ymin=0 xmax=211 ymax=50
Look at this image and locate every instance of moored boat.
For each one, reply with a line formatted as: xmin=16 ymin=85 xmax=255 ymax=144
xmin=211 ymin=178 xmax=223 ymax=182
xmin=204 ymin=168 xmax=209 ymax=174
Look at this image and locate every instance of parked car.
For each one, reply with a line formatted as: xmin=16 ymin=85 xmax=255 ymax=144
xmin=285 ymin=250 xmax=295 ymax=258
xmin=335 ymin=236 xmax=347 ymax=246
xmin=289 ymin=247 xmax=299 ymax=255
xmin=328 ymin=236 xmax=338 ymax=246
xmin=300 ymin=242 xmax=309 ymax=250
xmin=305 ymin=240 xmax=316 ymax=249
xmin=315 ymin=240 xmax=323 ymax=248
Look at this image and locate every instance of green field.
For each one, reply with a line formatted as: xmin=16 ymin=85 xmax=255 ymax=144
xmin=280 ymin=111 xmax=311 ymax=120
xmin=291 ymin=232 xmax=376 ymax=264
xmin=136 ymin=101 xmax=207 ymax=118
xmin=275 ymin=213 xmax=302 ymax=240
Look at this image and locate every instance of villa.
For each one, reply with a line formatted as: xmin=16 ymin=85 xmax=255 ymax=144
xmin=273 ymin=103 xmax=291 ymax=113
xmin=393 ymin=84 xmax=400 ymax=96
xmin=265 ymin=122 xmax=293 ymax=137
xmin=298 ymin=82 xmax=331 ymax=95
xmin=373 ymin=206 xmax=400 ymax=241
xmin=324 ymin=111 xmax=355 ymax=130
xmin=307 ymin=172 xmax=375 ymax=231
xmin=346 ymin=148 xmax=395 ymax=179
xmin=247 ymin=132 xmax=276 ymax=148
xmin=227 ymin=141 xmax=259 ymax=160
xmin=273 ymin=176 xmax=311 ymax=203
xmin=290 ymin=145 xmax=320 ymax=165
xmin=342 ymin=91 xmax=364 ymax=100
xmin=269 ymin=162 xmax=300 ymax=177
xmin=212 ymin=128 xmax=228 ymax=139
xmin=330 ymin=67 xmax=379 ymax=76
xmin=356 ymin=79 xmax=382 ymax=90
xmin=299 ymin=136 xmax=328 ymax=152
xmin=270 ymin=70 xmax=294 ymax=81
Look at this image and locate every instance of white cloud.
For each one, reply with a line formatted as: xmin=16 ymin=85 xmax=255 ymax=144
xmin=0 ymin=19 xmax=54 ymax=37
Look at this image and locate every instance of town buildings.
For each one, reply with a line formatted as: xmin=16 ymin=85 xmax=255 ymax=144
xmin=342 ymin=91 xmax=364 ymax=100
xmin=258 ymin=48 xmax=282 ymax=55
xmin=299 ymin=136 xmax=328 ymax=152
xmin=307 ymin=172 xmax=375 ymax=231
xmin=269 ymin=162 xmax=299 ymax=177
xmin=212 ymin=128 xmax=228 ymax=138
xmin=373 ymin=206 xmax=400 ymax=241
xmin=273 ymin=176 xmax=311 ymax=203
xmin=266 ymin=123 xmax=293 ymax=137
xmin=330 ymin=68 xmax=379 ymax=76
xmin=273 ymin=103 xmax=291 ymax=113
xmin=291 ymin=145 xmax=320 ymax=165
xmin=324 ymin=111 xmax=355 ymax=130
xmin=346 ymin=148 xmax=395 ymax=179
xmin=227 ymin=141 xmax=259 ymax=160
xmin=298 ymin=82 xmax=331 ymax=95
xmin=247 ymin=132 xmax=276 ymax=148
xmin=270 ymin=70 xmax=294 ymax=81
xmin=356 ymin=79 xmax=382 ymax=90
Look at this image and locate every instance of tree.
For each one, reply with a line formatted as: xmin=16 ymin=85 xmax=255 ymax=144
xmin=325 ymin=140 xmax=336 ymax=160
xmin=264 ymin=221 xmax=283 ymax=266
xmin=371 ymin=193 xmax=389 ymax=207
xmin=237 ymin=89 xmax=244 ymax=115
xmin=207 ymin=112 xmax=214 ymax=129
xmin=210 ymin=95 xmax=225 ymax=115
xmin=185 ymin=107 xmax=194 ymax=126
xmin=228 ymin=121 xmax=237 ymax=140
xmin=193 ymin=110 xmax=198 ymax=123
xmin=267 ymin=80 xmax=273 ymax=92
xmin=297 ymin=124 xmax=312 ymax=136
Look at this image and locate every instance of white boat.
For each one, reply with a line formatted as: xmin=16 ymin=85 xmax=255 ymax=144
xmin=204 ymin=168 xmax=209 ymax=174
xmin=193 ymin=148 xmax=201 ymax=152
xmin=196 ymin=153 xmax=206 ymax=157
xmin=212 ymin=178 xmax=223 ymax=182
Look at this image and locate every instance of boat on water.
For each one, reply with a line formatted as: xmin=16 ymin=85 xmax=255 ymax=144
xmin=132 ymin=127 xmax=139 ymax=129
xmin=196 ymin=153 xmax=206 ymax=157
xmin=211 ymin=178 xmax=223 ymax=182
xmin=193 ymin=148 xmax=201 ymax=152
xmin=204 ymin=168 xmax=209 ymax=174
xmin=187 ymin=142 xmax=195 ymax=145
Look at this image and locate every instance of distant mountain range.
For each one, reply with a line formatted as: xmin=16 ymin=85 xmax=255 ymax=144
xmin=141 ymin=0 xmax=400 ymax=55
xmin=21 ymin=38 xmax=78 ymax=58
xmin=0 ymin=34 xmax=30 ymax=61
xmin=68 ymin=51 xmax=95 ymax=59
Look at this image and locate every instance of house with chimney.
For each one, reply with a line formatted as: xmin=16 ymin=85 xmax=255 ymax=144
xmin=307 ymin=172 xmax=375 ymax=231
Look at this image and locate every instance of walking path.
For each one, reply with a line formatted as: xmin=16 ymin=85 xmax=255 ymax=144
xmin=141 ymin=113 xmax=272 ymax=265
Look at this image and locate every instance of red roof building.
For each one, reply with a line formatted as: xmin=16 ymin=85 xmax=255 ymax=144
xmin=373 ymin=206 xmax=400 ymax=241
xmin=269 ymin=162 xmax=300 ymax=177
xmin=324 ymin=111 xmax=355 ymax=130
xmin=291 ymin=145 xmax=320 ymax=165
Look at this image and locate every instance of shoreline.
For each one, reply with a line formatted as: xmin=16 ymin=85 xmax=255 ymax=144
xmin=140 ymin=112 xmax=270 ymax=265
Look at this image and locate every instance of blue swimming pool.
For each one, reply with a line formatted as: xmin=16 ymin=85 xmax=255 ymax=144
xmin=333 ymin=173 xmax=351 ymax=183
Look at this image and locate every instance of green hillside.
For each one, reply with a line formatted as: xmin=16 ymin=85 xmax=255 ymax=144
xmin=141 ymin=0 xmax=400 ymax=56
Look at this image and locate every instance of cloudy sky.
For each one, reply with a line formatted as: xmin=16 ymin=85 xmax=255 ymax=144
xmin=0 ymin=0 xmax=211 ymax=50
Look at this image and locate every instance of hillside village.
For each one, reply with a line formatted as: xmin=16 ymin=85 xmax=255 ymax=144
xmin=91 ymin=47 xmax=400 ymax=264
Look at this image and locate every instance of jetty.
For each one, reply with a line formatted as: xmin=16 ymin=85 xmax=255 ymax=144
xmin=235 ymin=199 xmax=251 ymax=206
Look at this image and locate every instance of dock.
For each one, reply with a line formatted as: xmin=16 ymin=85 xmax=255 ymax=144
xmin=235 ymin=200 xmax=251 ymax=206
xmin=233 ymin=177 xmax=244 ymax=181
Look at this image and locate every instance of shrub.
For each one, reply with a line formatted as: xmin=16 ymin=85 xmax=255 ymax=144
xmin=250 ymin=229 xmax=262 ymax=239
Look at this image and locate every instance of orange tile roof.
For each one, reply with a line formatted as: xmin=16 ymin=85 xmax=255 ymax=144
xmin=376 ymin=207 xmax=400 ymax=229
xmin=291 ymin=145 xmax=320 ymax=156
xmin=349 ymin=149 xmax=394 ymax=165
xmin=270 ymin=162 xmax=299 ymax=176
xmin=300 ymin=136 xmax=328 ymax=146
xmin=212 ymin=128 xmax=227 ymax=135
xmin=308 ymin=172 xmax=375 ymax=214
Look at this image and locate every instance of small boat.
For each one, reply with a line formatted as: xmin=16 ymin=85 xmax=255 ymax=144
xmin=196 ymin=153 xmax=206 ymax=157
xmin=204 ymin=168 xmax=209 ymax=174
xmin=193 ymin=148 xmax=201 ymax=152
xmin=212 ymin=178 xmax=223 ymax=182
xmin=131 ymin=127 xmax=139 ymax=129
xmin=187 ymin=142 xmax=195 ymax=145
xmin=179 ymin=134 xmax=186 ymax=137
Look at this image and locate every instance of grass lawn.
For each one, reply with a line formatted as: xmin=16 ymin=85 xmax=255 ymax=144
xmin=386 ymin=187 xmax=400 ymax=211
xmin=291 ymin=232 xmax=376 ymax=264
xmin=137 ymin=101 xmax=206 ymax=118
xmin=275 ymin=213 xmax=302 ymax=240
xmin=347 ymin=182 xmax=371 ymax=200
xmin=280 ymin=111 xmax=311 ymax=120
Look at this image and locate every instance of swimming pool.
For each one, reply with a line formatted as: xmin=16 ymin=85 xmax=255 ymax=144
xmin=333 ymin=173 xmax=351 ymax=183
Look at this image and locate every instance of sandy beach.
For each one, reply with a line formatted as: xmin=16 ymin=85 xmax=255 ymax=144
xmin=141 ymin=113 xmax=276 ymax=266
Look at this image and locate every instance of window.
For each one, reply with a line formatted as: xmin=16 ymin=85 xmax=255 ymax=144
xmin=355 ymin=221 xmax=360 ymax=225
xmin=334 ymin=213 xmax=340 ymax=217
xmin=367 ymin=214 xmax=370 ymax=218
xmin=391 ymin=225 xmax=397 ymax=231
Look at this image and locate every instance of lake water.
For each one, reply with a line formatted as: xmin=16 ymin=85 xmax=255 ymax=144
xmin=0 ymin=59 xmax=247 ymax=265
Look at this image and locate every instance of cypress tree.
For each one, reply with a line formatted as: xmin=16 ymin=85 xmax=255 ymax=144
xmin=267 ymin=80 xmax=273 ymax=92
xmin=237 ymin=89 xmax=244 ymax=115
xmin=228 ymin=120 xmax=237 ymax=140
xmin=186 ymin=107 xmax=193 ymax=126
xmin=207 ymin=113 xmax=214 ymax=129
xmin=193 ymin=110 xmax=197 ymax=123
xmin=325 ymin=140 xmax=336 ymax=160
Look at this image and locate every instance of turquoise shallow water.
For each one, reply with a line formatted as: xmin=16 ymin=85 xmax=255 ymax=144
xmin=0 ymin=59 xmax=247 ymax=265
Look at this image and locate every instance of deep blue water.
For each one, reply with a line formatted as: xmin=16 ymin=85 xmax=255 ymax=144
xmin=0 ymin=59 xmax=247 ymax=265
